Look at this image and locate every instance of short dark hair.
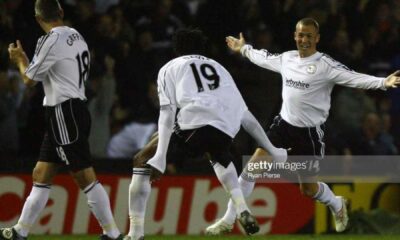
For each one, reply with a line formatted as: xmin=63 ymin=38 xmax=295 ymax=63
xmin=35 ymin=0 xmax=63 ymax=22
xmin=297 ymin=18 xmax=320 ymax=33
xmin=172 ymin=28 xmax=207 ymax=56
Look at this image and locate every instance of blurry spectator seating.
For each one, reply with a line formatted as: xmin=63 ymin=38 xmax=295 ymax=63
xmin=134 ymin=0 xmax=184 ymax=50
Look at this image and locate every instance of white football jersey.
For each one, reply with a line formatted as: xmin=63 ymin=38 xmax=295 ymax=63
xmin=241 ymin=45 xmax=386 ymax=127
xmin=26 ymin=26 xmax=89 ymax=106
xmin=157 ymin=55 xmax=248 ymax=138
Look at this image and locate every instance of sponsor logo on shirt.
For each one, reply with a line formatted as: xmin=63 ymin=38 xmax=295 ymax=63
xmin=285 ymin=78 xmax=310 ymax=89
xmin=306 ymin=64 xmax=317 ymax=74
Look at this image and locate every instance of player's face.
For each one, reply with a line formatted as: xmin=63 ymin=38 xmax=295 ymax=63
xmin=294 ymin=24 xmax=320 ymax=57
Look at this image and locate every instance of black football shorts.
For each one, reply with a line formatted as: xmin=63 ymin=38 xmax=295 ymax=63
xmin=39 ymin=98 xmax=92 ymax=172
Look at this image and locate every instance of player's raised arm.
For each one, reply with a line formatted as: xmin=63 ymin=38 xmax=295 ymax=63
xmin=225 ymin=32 xmax=246 ymax=53
xmin=8 ymin=40 xmax=36 ymax=87
xmin=227 ymin=32 xmax=282 ymax=73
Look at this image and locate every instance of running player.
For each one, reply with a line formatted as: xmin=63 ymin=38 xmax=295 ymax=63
xmin=206 ymin=17 xmax=400 ymax=235
xmin=124 ymin=28 xmax=287 ymax=240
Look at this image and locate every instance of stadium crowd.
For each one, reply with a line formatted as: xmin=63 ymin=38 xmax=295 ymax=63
xmin=1 ymin=0 xmax=399 ymax=171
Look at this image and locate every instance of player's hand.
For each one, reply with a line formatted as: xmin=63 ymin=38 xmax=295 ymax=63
xmin=8 ymin=40 xmax=29 ymax=66
xmin=225 ymin=32 xmax=246 ymax=53
xmin=384 ymin=70 xmax=400 ymax=88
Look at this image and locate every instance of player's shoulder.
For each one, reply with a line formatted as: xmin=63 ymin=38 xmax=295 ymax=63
xmin=282 ymin=50 xmax=299 ymax=59
xmin=51 ymin=26 xmax=87 ymax=46
xmin=320 ymin=53 xmax=339 ymax=66
xmin=34 ymin=30 xmax=61 ymax=56
xmin=320 ymin=53 xmax=352 ymax=71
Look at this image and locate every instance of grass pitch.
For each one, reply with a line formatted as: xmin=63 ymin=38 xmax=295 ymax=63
xmin=29 ymin=235 xmax=400 ymax=240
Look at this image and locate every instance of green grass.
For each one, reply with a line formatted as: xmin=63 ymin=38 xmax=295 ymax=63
xmin=29 ymin=235 xmax=400 ymax=240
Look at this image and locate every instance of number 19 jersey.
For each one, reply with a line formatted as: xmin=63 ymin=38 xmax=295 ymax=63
xmin=25 ymin=26 xmax=89 ymax=106
xmin=157 ymin=55 xmax=248 ymax=138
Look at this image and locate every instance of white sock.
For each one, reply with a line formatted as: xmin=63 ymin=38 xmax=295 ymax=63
xmin=213 ymin=162 xmax=249 ymax=216
xmin=13 ymin=183 xmax=51 ymax=237
xmin=84 ymin=181 xmax=120 ymax=239
xmin=313 ymin=182 xmax=342 ymax=212
xmin=128 ymin=168 xmax=151 ymax=239
xmin=222 ymin=174 xmax=255 ymax=224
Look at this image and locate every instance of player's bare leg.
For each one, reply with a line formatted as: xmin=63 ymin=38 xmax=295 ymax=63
xmin=299 ymin=176 xmax=349 ymax=232
xmin=126 ymin=135 xmax=159 ymax=240
xmin=70 ymin=167 xmax=122 ymax=240
xmin=206 ymin=148 xmax=266 ymax=235
xmin=0 ymin=162 xmax=58 ymax=240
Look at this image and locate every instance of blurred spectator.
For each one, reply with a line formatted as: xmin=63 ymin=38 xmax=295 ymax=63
xmin=95 ymin=0 xmax=120 ymax=13
xmin=331 ymin=88 xmax=377 ymax=136
xmin=0 ymin=68 xmax=21 ymax=158
xmin=107 ymin=5 xmax=135 ymax=43
xmin=88 ymin=56 xmax=116 ymax=158
xmin=347 ymin=112 xmax=398 ymax=155
xmin=135 ymin=0 xmax=184 ymax=50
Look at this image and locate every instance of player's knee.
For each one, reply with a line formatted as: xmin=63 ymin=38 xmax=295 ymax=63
xmin=71 ymin=167 xmax=97 ymax=190
xmin=133 ymin=154 xmax=146 ymax=168
xmin=133 ymin=146 xmax=156 ymax=168
xmin=32 ymin=166 xmax=51 ymax=183
xmin=300 ymin=185 xmax=317 ymax=198
xmin=133 ymin=150 xmax=151 ymax=168
xmin=32 ymin=166 xmax=42 ymax=182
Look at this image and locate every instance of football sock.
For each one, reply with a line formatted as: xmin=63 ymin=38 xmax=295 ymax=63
xmin=128 ymin=168 xmax=151 ymax=239
xmin=14 ymin=183 xmax=51 ymax=237
xmin=222 ymin=173 xmax=255 ymax=224
xmin=84 ymin=181 xmax=120 ymax=239
xmin=313 ymin=182 xmax=342 ymax=212
xmin=213 ymin=162 xmax=249 ymax=216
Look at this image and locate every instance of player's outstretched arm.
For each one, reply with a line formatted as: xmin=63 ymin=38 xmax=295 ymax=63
xmin=225 ymin=32 xmax=246 ymax=53
xmin=146 ymin=105 xmax=176 ymax=174
xmin=384 ymin=70 xmax=400 ymax=88
xmin=8 ymin=40 xmax=36 ymax=87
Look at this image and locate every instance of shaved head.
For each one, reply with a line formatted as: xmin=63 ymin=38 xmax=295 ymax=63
xmin=296 ymin=18 xmax=319 ymax=33
xmin=35 ymin=0 xmax=63 ymax=22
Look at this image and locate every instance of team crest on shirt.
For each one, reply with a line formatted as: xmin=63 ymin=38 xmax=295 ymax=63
xmin=306 ymin=64 xmax=317 ymax=74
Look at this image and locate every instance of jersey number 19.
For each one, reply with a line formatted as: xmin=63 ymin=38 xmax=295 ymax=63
xmin=190 ymin=63 xmax=220 ymax=92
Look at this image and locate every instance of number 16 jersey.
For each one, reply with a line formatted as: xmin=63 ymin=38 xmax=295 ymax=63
xmin=25 ymin=26 xmax=89 ymax=106
xmin=157 ymin=55 xmax=248 ymax=138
